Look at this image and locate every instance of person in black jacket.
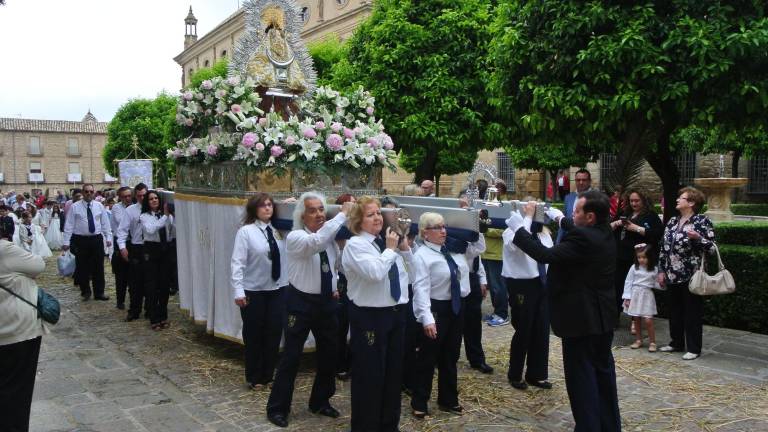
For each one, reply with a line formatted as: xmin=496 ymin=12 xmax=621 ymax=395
xmin=0 ymin=205 xmax=14 ymax=241
xmin=507 ymin=190 xmax=621 ymax=432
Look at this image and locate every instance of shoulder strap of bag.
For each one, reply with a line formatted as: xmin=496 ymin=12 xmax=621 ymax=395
xmin=0 ymin=283 xmax=37 ymax=310
xmin=700 ymin=243 xmax=725 ymax=272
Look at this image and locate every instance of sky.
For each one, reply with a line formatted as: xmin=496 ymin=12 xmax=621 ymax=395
xmin=0 ymin=0 xmax=242 ymax=122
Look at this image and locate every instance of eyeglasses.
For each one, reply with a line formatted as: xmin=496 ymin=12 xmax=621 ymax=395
xmin=425 ymin=225 xmax=446 ymax=231
xmin=677 ymin=196 xmax=694 ymax=202
xmin=83 ymin=190 xmax=95 ymax=194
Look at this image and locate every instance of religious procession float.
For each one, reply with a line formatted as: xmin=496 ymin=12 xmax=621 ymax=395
xmin=169 ymin=0 xmax=493 ymax=343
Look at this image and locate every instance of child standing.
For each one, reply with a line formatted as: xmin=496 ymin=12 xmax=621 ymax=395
xmin=623 ymin=243 xmax=661 ymax=352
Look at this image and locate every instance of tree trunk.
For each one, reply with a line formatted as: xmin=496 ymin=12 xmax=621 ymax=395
xmin=732 ymin=149 xmax=742 ymax=178
xmin=413 ymin=146 xmax=439 ymax=186
xmin=646 ymin=131 xmax=681 ymax=224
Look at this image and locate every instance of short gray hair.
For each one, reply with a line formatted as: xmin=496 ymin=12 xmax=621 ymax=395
xmin=292 ymin=191 xmax=327 ymax=230
xmin=418 ymin=212 xmax=444 ymax=235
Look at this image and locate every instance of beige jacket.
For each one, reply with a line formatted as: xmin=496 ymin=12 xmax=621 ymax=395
xmin=0 ymin=239 xmax=47 ymax=346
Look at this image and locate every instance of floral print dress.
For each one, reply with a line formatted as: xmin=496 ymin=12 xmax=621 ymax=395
xmin=659 ymin=214 xmax=716 ymax=284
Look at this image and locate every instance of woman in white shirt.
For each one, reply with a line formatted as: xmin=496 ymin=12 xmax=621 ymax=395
xmin=139 ymin=191 xmax=175 ymax=331
xmin=342 ymin=196 xmax=414 ymax=431
xmin=231 ymin=193 xmax=288 ymax=390
xmin=410 ymin=212 xmax=471 ymax=418
xmin=502 ymin=202 xmax=555 ymax=390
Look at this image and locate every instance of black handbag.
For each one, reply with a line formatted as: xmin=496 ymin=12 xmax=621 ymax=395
xmin=0 ymin=283 xmax=60 ymax=325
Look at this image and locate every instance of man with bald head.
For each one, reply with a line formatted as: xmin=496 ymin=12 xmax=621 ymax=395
xmin=420 ymin=180 xmax=435 ymax=197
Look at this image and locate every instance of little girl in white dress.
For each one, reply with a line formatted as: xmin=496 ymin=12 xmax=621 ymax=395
xmin=20 ymin=211 xmax=52 ymax=258
xmin=45 ymin=205 xmax=63 ymax=250
xmin=622 ymin=243 xmax=661 ymax=352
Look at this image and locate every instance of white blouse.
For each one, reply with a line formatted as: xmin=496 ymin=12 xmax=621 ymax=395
xmin=501 ymin=220 xmax=553 ymax=279
xmin=342 ymin=231 xmax=414 ymax=307
xmin=231 ymin=221 xmax=288 ymax=298
xmin=286 ymin=212 xmax=346 ymax=295
xmin=412 ymin=240 xmax=471 ymax=326
xmin=139 ymin=212 xmax=174 ymax=243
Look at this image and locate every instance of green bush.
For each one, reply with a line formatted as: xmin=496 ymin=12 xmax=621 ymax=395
xmin=714 ymin=221 xmax=768 ymax=246
xmin=731 ymin=203 xmax=768 ymax=216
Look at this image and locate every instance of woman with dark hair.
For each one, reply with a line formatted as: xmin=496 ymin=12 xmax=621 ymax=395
xmin=609 ymin=189 xmax=663 ymax=315
xmin=231 ymin=193 xmax=288 ymax=389
xmin=139 ymin=191 xmax=175 ymax=331
xmin=657 ymin=187 xmax=715 ymax=361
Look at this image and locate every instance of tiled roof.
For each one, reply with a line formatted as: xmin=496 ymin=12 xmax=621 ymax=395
xmin=0 ymin=117 xmax=108 ymax=134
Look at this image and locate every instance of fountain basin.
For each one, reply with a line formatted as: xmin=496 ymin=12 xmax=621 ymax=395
xmin=693 ymin=177 xmax=748 ymax=222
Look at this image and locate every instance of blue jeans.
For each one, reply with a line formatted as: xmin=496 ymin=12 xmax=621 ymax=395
xmin=483 ymin=259 xmax=508 ymax=320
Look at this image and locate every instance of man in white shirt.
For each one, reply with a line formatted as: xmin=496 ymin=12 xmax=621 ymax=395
xmin=110 ymin=186 xmax=133 ymax=309
xmin=266 ymin=192 xmax=353 ymax=428
xmin=62 ymin=184 xmax=112 ymax=301
xmin=116 ymin=183 xmax=148 ymax=320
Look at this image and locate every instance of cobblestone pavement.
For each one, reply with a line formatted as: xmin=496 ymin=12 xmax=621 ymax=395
xmin=30 ymin=258 xmax=768 ymax=432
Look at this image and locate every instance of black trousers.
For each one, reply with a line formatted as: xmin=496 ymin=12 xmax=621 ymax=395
xmin=349 ymin=302 xmax=406 ymax=432
xmin=462 ymin=273 xmax=486 ymax=367
xmin=143 ymin=242 xmax=171 ymax=325
xmin=111 ymin=236 xmax=130 ymax=306
xmin=336 ymin=274 xmax=351 ymax=374
xmin=71 ymin=234 xmax=105 ymax=297
xmin=561 ymin=332 xmax=621 ymax=432
xmin=167 ymin=239 xmax=179 ymax=294
xmin=267 ymin=287 xmax=339 ymax=417
xmin=411 ymin=299 xmax=464 ymax=412
xmin=667 ymin=282 xmax=703 ymax=354
xmin=506 ymin=277 xmax=550 ymax=382
xmin=127 ymin=243 xmax=146 ymax=317
xmin=0 ymin=336 xmax=42 ymax=432
xmin=241 ymin=287 xmax=286 ymax=385
xmin=402 ymin=284 xmax=420 ymax=393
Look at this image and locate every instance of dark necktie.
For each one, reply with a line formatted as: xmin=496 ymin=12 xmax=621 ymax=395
xmin=472 ymin=256 xmax=480 ymax=273
xmin=374 ymin=236 xmax=401 ymax=302
xmin=319 ymin=250 xmax=333 ymax=297
xmin=86 ymin=203 xmax=95 ymax=233
xmin=156 ymin=213 xmax=168 ymax=244
xmin=440 ymin=246 xmax=462 ymax=315
xmin=265 ymin=226 xmax=281 ymax=281
xmin=531 ymin=232 xmax=548 ymax=286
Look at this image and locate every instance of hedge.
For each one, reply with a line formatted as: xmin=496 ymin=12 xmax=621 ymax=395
xmin=713 ymin=221 xmax=768 ymax=246
xmin=731 ymin=203 xmax=768 ymax=217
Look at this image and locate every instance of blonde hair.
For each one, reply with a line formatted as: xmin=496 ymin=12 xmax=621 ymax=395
xmin=418 ymin=212 xmax=444 ymax=237
xmin=347 ymin=196 xmax=381 ymax=235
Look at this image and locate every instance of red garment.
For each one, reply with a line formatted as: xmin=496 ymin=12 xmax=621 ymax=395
xmin=546 ymin=182 xmax=554 ymax=200
xmin=609 ymin=195 xmax=619 ymax=218
xmin=35 ymin=195 xmax=45 ymax=208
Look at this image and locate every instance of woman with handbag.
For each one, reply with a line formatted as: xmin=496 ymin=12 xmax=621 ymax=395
xmin=0 ymin=222 xmax=49 ymax=432
xmin=657 ymin=187 xmax=715 ymax=361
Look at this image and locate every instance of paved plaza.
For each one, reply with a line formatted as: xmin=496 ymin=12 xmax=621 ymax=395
xmin=30 ymin=258 xmax=768 ymax=432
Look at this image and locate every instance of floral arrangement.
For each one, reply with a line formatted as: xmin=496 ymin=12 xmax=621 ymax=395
xmin=168 ymin=76 xmax=396 ymax=176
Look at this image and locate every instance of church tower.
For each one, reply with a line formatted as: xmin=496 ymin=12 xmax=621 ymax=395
xmin=184 ymin=6 xmax=198 ymax=49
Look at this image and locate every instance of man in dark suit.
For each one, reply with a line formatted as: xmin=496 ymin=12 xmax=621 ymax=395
xmin=507 ymin=190 xmax=620 ymax=432
xmin=557 ymin=168 xmax=592 ymax=243
xmin=0 ymin=205 xmax=14 ymax=241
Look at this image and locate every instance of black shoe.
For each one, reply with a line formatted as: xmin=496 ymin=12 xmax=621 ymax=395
xmin=116 ymin=303 xmax=125 ymax=310
xmin=82 ymin=293 xmax=91 ymax=301
xmin=94 ymin=295 xmax=110 ymax=301
xmin=438 ymin=405 xmax=464 ymax=415
xmin=311 ymin=405 xmax=340 ymax=418
xmin=471 ymin=363 xmax=494 ymax=374
xmin=526 ymin=379 xmax=553 ymax=389
xmin=267 ymin=412 xmax=288 ymax=428
xmin=125 ymin=313 xmax=140 ymax=322
xmin=412 ymin=409 xmax=428 ymax=419
xmin=509 ymin=379 xmax=528 ymax=390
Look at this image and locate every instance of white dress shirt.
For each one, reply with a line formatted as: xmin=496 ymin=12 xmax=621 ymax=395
xmin=110 ymin=202 xmax=127 ymax=237
xmin=117 ymin=203 xmax=143 ymax=248
xmin=342 ymin=231 xmax=414 ymax=307
xmin=139 ymin=212 xmax=175 ymax=243
xmin=63 ymin=199 xmax=112 ymax=246
xmin=231 ymin=221 xmax=288 ymax=299
xmin=412 ymin=240 xmax=471 ymax=326
xmin=286 ymin=212 xmax=347 ymax=294
xmin=501 ymin=218 xmax=553 ymax=279
xmin=464 ymin=234 xmax=487 ymax=285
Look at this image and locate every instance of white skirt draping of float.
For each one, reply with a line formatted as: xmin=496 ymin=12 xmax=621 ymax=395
xmin=175 ymin=194 xmax=316 ymax=349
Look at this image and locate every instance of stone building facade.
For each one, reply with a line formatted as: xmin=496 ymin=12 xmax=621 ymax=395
xmin=0 ymin=111 xmax=115 ymax=195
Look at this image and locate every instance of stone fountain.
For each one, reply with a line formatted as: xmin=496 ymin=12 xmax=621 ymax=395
xmin=693 ymin=155 xmax=748 ymax=221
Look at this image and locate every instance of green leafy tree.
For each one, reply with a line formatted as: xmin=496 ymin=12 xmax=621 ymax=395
xmin=674 ymin=125 xmax=768 ymax=178
xmin=103 ymin=94 xmax=180 ymax=187
xmin=489 ymin=1 xmax=768 ymax=219
xmin=330 ymin=0 xmax=504 ymax=187
xmin=188 ymin=58 xmax=229 ymax=89
xmin=308 ymin=35 xmax=347 ymax=86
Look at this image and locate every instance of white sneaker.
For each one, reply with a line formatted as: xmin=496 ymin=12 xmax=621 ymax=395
xmin=659 ymin=345 xmax=679 ymax=353
xmin=682 ymin=352 xmax=700 ymax=360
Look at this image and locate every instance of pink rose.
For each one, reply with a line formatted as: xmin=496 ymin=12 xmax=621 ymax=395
xmin=367 ymin=137 xmax=379 ymax=149
xmin=207 ymin=144 xmax=218 ymax=156
xmin=325 ymin=134 xmax=344 ymax=151
xmin=255 ymin=143 xmax=265 ymax=151
xmin=258 ymin=117 xmax=268 ymax=127
xmin=231 ymin=104 xmax=242 ymax=114
xmin=270 ymin=145 xmax=284 ymax=157
xmin=315 ymin=121 xmax=326 ymax=130
xmin=343 ymin=127 xmax=355 ymax=139
xmin=183 ymin=91 xmax=194 ymax=101
xmin=226 ymin=76 xmax=241 ymax=86
xmin=303 ymin=128 xmax=317 ymax=139
xmin=201 ymin=80 xmax=213 ymax=90
xmin=285 ymin=136 xmax=296 ymax=146
xmin=331 ymin=122 xmax=342 ymax=133
xmin=366 ymin=107 xmax=374 ymax=115
xmin=189 ymin=146 xmax=199 ymax=155
xmin=173 ymin=148 xmax=183 ymax=158
xmin=242 ymin=132 xmax=258 ymax=148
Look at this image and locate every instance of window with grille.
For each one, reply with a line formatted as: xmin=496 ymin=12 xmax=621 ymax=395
xmin=599 ymin=153 xmax=617 ymax=191
xmin=67 ymin=138 xmax=80 ymax=156
xmin=496 ymin=152 xmax=516 ymax=192
xmin=29 ymin=136 xmax=41 ymax=155
xmin=747 ymin=155 xmax=768 ymax=193
xmin=675 ymin=152 xmax=697 ymax=186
